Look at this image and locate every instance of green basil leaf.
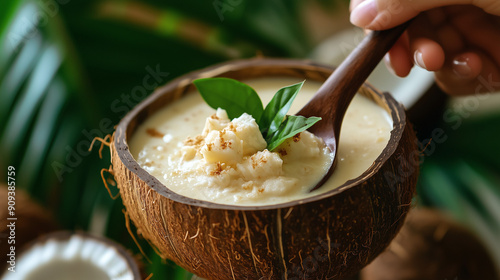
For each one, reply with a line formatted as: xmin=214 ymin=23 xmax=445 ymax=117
xmin=266 ymin=115 xmax=322 ymax=151
xmin=193 ymin=77 xmax=264 ymax=121
xmin=194 ymin=78 xmax=322 ymax=153
xmin=259 ymin=80 xmax=304 ymax=137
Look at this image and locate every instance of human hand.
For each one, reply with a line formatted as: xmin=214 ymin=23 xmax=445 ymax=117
xmin=349 ymin=0 xmax=500 ymax=95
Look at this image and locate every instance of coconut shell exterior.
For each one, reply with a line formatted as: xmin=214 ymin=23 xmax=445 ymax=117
xmin=361 ymin=209 xmax=499 ymax=279
xmin=112 ymin=59 xmax=419 ymax=279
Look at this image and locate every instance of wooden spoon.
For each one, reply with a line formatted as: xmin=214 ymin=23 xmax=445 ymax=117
xmin=298 ymin=22 xmax=412 ymax=192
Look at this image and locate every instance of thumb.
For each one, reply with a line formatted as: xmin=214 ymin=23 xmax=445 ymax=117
xmin=350 ymin=0 xmax=500 ymax=30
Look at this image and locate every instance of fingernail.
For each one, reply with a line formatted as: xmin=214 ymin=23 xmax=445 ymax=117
xmin=452 ymin=56 xmax=472 ymax=78
xmin=414 ymin=50 xmax=426 ymax=70
xmin=384 ymin=54 xmax=396 ymax=76
xmin=350 ymin=0 xmax=378 ymax=27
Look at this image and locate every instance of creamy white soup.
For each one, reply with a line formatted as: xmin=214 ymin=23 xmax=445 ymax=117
xmin=130 ymin=78 xmax=392 ymax=205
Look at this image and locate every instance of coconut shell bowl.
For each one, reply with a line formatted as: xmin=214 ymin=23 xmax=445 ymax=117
xmin=111 ymin=58 xmax=418 ymax=280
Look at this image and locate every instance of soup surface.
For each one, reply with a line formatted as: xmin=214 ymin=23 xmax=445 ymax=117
xmin=130 ymin=78 xmax=392 ymax=205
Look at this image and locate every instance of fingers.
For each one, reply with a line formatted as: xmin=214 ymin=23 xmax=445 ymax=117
xmin=481 ymin=0 xmax=500 ymax=15
xmin=386 ymin=28 xmax=498 ymax=96
xmin=350 ymin=0 xmax=500 ymax=95
xmin=350 ymin=0 xmax=416 ymax=30
xmin=350 ymin=0 xmax=500 ymax=30
xmin=385 ymin=37 xmax=445 ymax=77
xmin=434 ymin=51 xmax=500 ymax=95
xmin=349 ymin=0 xmax=365 ymax=12
xmin=411 ymin=38 xmax=445 ymax=71
xmin=451 ymin=52 xmax=482 ymax=79
xmin=385 ymin=32 xmax=412 ymax=77
xmin=384 ymin=13 xmax=445 ymax=77
xmin=449 ymin=6 xmax=500 ymax=64
xmin=435 ymin=6 xmax=500 ymax=94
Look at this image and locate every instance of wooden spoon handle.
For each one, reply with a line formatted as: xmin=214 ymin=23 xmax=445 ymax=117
xmin=299 ymin=21 xmax=412 ymax=136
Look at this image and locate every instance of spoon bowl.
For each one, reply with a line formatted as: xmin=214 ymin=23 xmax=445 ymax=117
xmin=299 ymin=22 xmax=411 ymax=191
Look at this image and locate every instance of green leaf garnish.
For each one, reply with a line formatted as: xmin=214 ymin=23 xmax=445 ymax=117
xmin=193 ymin=77 xmax=264 ymax=121
xmin=259 ymin=81 xmax=304 ymax=136
xmin=266 ymin=116 xmax=322 ymax=151
xmin=194 ymin=78 xmax=321 ymax=151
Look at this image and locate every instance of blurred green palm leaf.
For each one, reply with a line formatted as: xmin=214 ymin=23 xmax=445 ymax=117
xmin=417 ymin=112 xmax=500 ymax=269
xmin=0 ymin=0 xmax=102 ymax=223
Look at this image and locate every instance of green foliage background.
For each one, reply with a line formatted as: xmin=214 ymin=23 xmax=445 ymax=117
xmin=1 ymin=0 xmax=499 ymax=278
xmin=0 ymin=0 xmax=315 ymax=277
